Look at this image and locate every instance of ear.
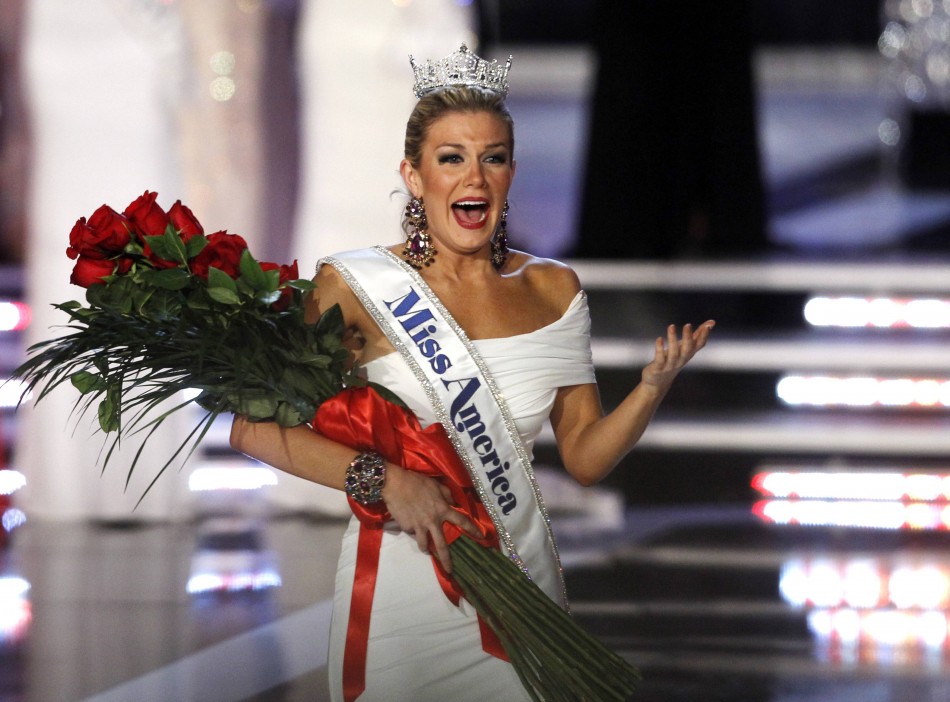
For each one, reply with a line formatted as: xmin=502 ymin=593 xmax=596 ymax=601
xmin=400 ymin=159 xmax=422 ymax=198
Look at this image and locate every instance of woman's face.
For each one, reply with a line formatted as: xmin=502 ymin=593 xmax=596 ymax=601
xmin=401 ymin=110 xmax=515 ymax=260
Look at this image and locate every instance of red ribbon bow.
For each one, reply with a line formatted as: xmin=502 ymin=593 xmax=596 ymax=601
xmin=312 ymin=386 xmax=506 ymax=702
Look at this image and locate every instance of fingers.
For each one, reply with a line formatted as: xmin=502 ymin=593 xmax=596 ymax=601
xmin=429 ymin=529 xmax=453 ymax=573
xmin=385 ymin=469 xmax=487 ymax=573
xmin=645 ymin=320 xmax=714 ymax=389
xmin=658 ymin=324 xmax=689 ymax=368
xmin=431 ymin=510 xmax=482 ymax=574
xmin=689 ymin=320 xmax=715 ymax=356
xmin=666 ymin=324 xmax=681 ymax=364
xmin=692 ymin=319 xmax=715 ymax=345
xmin=654 ymin=321 xmax=715 ymax=368
xmin=448 ymin=508 xmax=483 ymax=540
xmin=654 ymin=335 xmax=666 ymax=364
xmin=676 ymin=322 xmax=716 ymax=350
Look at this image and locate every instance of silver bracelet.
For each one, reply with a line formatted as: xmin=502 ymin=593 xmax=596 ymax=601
xmin=344 ymin=450 xmax=386 ymax=505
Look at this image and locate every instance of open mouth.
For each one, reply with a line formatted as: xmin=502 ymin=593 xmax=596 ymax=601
xmin=452 ymin=200 xmax=490 ymax=229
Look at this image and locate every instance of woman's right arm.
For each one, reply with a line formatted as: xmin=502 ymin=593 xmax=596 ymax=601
xmin=229 ymin=416 xmax=350 ymax=490
xmin=230 ymin=264 xmax=365 ymax=489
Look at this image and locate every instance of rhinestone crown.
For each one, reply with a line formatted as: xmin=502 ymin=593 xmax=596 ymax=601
xmin=410 ymin=43 xmax=512 ymax=99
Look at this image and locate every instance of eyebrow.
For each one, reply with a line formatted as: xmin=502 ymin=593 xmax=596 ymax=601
xmin=435 ymin=142 xmax=510 ymax=151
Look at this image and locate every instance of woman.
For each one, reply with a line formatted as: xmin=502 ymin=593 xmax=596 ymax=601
xmin=231 ymin=44 xmax=714 ymax=702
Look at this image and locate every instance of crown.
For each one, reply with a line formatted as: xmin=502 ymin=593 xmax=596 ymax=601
xmin=410 ymin=43 xmax=512 ymax=99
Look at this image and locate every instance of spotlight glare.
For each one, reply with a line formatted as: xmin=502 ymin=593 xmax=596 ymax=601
xmin=0 ymin=302 xmax=30 ymax=332
xmin=804 ymin=296 xmax=950 ymax=328
xmin=777 ymin=374 xmax=950 ymax=408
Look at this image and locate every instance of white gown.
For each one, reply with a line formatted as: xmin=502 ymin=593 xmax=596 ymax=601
xmin=328 ymin=292 xmax=596 ymax=702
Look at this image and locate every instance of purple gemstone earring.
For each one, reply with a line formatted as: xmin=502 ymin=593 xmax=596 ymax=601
xmin=490 ymin=200 xmax=509 ymax=269
xmin=402 ymin=196 xmax=436 ymax=268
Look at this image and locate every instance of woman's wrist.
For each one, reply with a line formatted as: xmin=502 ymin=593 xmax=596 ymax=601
xmin=636 ymin=378 xmax=669 ymax=404
xmin=343 ymin=450 xmax=386 ymax=504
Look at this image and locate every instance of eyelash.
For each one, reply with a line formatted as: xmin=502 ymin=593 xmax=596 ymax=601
xmin=437 ymin=153 xmax=508 ymax=165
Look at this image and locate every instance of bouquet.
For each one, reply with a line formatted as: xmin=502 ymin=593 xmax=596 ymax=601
xmin=15 ymin=191 xmax=377 ymax=495
xmin=14 ymin=192 xmax=640 ymax=701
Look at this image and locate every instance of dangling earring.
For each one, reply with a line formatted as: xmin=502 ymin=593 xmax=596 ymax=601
xmin=490 ymin=200 xmax=510 ymax=269
xmin=402 ymin=196 xmax=436 ymax=268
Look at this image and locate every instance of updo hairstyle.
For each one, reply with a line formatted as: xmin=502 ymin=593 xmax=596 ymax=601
xmin=403 ymin=86 xmax=515 ymax=168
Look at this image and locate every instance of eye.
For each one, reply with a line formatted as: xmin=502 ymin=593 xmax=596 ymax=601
xmin=438 ymin=153 xmax=463 ymax=164
xmin=484 ymin=152 xmax=508 ymax=165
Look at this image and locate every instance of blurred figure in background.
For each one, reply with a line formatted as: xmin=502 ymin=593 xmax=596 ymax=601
xmin=19 ymin=0 xmax=193 ymax=520
xmin=575 ymin=0 xmax=768 ymax=259
xmin=15 ymin=0 xmax=474 ymax=520
xmin=277 ymin=0 xmax=474 ymax=513
xmin=0 ymin=0 xmax=27 ymax=263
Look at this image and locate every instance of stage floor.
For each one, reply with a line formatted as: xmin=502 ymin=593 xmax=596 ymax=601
xmin=3 ymin=503 xmax=949 ymax=702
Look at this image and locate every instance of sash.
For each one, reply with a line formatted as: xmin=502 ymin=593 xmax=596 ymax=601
xmin=325 ymin=247 xmax=566 ymax=605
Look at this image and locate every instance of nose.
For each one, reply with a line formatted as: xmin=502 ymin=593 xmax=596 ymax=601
xmin=464 ymin=161 xmax=486 ymax=187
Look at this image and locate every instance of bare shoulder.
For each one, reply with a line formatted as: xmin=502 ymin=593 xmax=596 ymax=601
xmin=306 ymin=261 xmax=362 ymax=324
xmin=505 ymin=250 xmax=582 ymax=309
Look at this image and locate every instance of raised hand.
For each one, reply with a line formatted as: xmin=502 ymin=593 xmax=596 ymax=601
xmin=641 ymin=320 xmax=715 ymax=394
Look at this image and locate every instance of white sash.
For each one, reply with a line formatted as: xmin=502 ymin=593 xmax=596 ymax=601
xmin=324 ymin=247 xmax=566 ymax=607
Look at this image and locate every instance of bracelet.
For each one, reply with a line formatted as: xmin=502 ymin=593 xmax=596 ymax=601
xmin=344 ymin=450 xmax=386 ymax=505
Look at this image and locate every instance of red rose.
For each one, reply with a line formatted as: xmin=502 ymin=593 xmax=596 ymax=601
xmin=66 ymin=219 xmax=94 ymax=260
xmin=261 ymin=259 xmax=298 ymax=283
xmin=168 ymin=200 xmax=203 ymax=242
xmin=261 ymin=259 xmax=299 ymax=311
xmin=138 ymin=197 xmax=202 ymax=270
xmin=66 ymin=206 xmax=131 ymax=260
xmin=124 ymin=191 xmax=168 ymax=237
xmin=115 ymin=256 xmax=134 ymax=275
xmin=190 ymin=231 xmax=248 ymax=279
xmin=70 ymin=256 xmax=116 ymax=287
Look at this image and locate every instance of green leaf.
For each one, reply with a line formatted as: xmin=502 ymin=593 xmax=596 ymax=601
xmin=98 ymin=385 xmax=120 ymax=432
xmin=131 ymin=286 xmax=156 ymax=315
xmin=124 ymin=239 xmax=145 ymax=257
xmin=142 ymin=288 xmax=184 ymax=320
xmin=185 ymin=233 xmax=208 ymax=259
xmin=70 ymin=370 xmax=105 ymax=394
xmin=87 ymin=277 xmax=136 ymax=315
xmin=55 ymin=300 xmax=96 ymax=322
xmin=301 ymin=353 xmax=332 ymax=369
xmin=207 ymin=286 xmax=241 ymax=306
xmin=145 ymin=227 xmax=188 ymax=265
xmin=207 ymin=267 xmax=241 ymax=305
xmin=287 ymin=279 xmax=316 ymax=293
xmin=320 ymin=333 xmax=343 ymax=354
xmin=192 ymin=391 xmax=221 ymax=413
xmin=208 ymin=266 xmax=238 ymax=293
xmin=281 ymin=365 xmax=323 ymax=393
xmin=274 ymin=401 xmax=304 ymax=427
xmin=185 ymin=289 xmax=212 ymax=312
xmin=315 ymin=304 xmax=344 ymax=338
xmin=233 ymin=393 xmax=278 ymax=419
xmin=238 ymin=250 xmax=278 ymax=292
xmin=188 ymin=390 xmax=222 ymax=413
xmin=331 ymin=347 xmax=350 ymax=363
xmin=143 ymin=267 xmax=192 ymax=291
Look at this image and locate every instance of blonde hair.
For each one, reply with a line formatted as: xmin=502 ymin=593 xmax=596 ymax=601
xmin=404 ymin=86 xmax=514 ymax=168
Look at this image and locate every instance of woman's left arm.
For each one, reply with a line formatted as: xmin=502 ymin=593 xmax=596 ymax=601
xmin=550 ymin=321 xmax=714 ymax=486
